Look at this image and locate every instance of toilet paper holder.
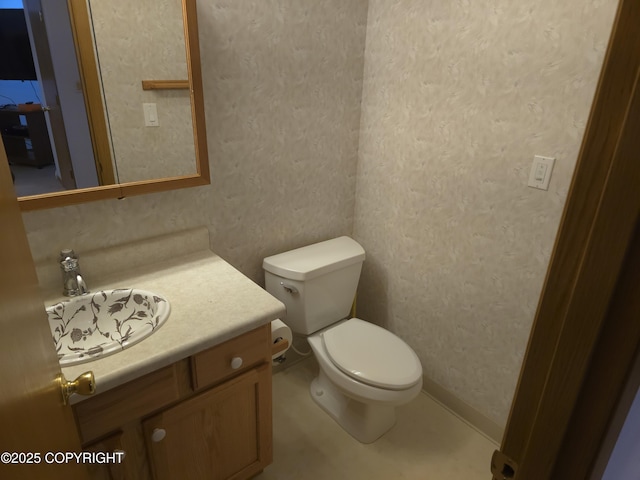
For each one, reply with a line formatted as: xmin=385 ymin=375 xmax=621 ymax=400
xmin=271 ymin=338 xmax=290 ymax=358
xmin=270 ymin=319 xmax=292 ymax=364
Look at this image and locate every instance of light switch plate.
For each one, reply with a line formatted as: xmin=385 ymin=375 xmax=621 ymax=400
xmin=143 ymin=103 xmax=159 ymax=127
xmin=528 ymin=155 xmax=555 ymax=190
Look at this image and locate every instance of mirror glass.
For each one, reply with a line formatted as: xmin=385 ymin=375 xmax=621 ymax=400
xmin=0 ymin=0 xmax=207 ymax=208
xmin=88 ymin=0 xmax=195 ymax=183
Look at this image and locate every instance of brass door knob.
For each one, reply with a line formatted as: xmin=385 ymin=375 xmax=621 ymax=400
xmin=58 ymin=371 xmax=96 ymax=405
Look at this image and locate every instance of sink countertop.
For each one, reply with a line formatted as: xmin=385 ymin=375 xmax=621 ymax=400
xmin=49 ymin=249 xmax=286 ymax=404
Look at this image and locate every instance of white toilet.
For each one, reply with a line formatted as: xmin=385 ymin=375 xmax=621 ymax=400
xmin=263 ymin=236 xmax=423 ymax=443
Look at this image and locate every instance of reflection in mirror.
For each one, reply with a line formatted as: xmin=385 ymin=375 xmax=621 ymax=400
xmin=87 ymin=0 xmax=195 ymax=183
xmin=0 ymin=0 xmax=208 ymax=208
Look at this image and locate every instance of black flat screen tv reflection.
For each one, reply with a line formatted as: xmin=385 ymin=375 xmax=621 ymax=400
xmin=0 ymin=9 xmax=37 ymax=81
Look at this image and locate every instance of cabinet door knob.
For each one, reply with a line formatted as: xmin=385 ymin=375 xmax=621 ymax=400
xmin=230 ymin=357 xmax=243 ymax=369
xmin=151 ymin=428 xmax=166 ymax=442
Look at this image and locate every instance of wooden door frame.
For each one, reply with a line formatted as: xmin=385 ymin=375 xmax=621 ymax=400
xmin=497 ymin=0 xmax=640 ymax=478
xmin=556 ymin=210 xmax=640 ymax=478
xmin=67 ymin=0 xmax=116 ymax=186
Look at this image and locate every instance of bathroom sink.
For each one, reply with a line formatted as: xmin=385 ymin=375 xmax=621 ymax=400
xmin=46 ymin=289 xmax=170 ymax=366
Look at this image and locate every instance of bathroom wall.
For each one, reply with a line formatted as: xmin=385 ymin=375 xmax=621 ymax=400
xmin=353 ymin=0 xmax=618 ymax=426
xmin=20 ymin=0 xmax=618 ymax=433
xmin=22 ymin=0 xmax=369 ymax=282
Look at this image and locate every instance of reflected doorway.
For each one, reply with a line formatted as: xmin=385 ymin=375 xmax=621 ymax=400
xmin=0 ymin=0 xmax=102 ymax=196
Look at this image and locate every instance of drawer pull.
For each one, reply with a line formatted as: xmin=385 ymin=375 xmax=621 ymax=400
xmin=151 ymin=428 xmax=166 ymax=442
xmin=230 ymin=357 xmax=243 ymax=370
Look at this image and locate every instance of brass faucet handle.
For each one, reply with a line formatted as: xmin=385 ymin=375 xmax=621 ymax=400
xmin=59 ymin=371 xmax=96 ymax=405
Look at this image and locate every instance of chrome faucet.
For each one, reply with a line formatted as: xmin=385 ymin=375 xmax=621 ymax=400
xmin=60 ymin=249 xmax=89 ymax=297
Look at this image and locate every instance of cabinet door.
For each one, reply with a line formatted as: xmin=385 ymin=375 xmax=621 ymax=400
xmin=84 ymin=426 xmax=154 ymax=480
xmin=84 ymin=432 xmax=127 ymax=480
xmin=143 ymin=364 xmax=272 ymax=480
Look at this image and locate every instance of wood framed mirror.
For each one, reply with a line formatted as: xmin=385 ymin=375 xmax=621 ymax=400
xmin=0 ymin=0 xmax=209 ymax=211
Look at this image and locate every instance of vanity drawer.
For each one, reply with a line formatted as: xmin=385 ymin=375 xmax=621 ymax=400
xmin=74 ymin=364 xmax=181 ymax=444
xmin=191 ymin=324 xmax=270 ymax=390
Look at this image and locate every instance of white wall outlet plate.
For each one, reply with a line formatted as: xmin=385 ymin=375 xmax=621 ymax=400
xmin=528 ymin=155 xmax=555 ymax=190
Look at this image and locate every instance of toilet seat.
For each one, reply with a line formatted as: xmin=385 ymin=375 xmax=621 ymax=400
xmin=322 ymin=318 xmax=422 ymax=390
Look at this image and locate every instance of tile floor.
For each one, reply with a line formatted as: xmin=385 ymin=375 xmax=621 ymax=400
xmin=256 ymin=358 xmax=497 ymax=480
xmin=10 ymin=163 xmax=63 ymax=197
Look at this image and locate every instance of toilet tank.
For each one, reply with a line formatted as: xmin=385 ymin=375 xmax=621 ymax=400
xmin=263 ymin=236 xmax=365 ymax=335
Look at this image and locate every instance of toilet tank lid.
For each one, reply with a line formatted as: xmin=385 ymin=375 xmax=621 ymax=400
xmin=263 ymin=236 xmax=365 ymax=281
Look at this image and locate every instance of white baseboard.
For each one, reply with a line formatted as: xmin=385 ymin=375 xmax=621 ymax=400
xmin=421 ymin=375 xmax=504 ymax=445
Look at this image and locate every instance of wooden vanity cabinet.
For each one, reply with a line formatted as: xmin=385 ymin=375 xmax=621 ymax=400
xmin=143 ymin=365 xmax=271 ymax=480
xmin=74 ymin=325 xmax=272 ymax=480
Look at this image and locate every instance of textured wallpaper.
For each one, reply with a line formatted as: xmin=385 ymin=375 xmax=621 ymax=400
xmin=89 ymin=0 xmax=195 ymax=182
xmin=21 ymin=0 xmax=617 ymax=431
xmin=23 ymin=0 xmax=368 ymax=282
xmin=353 ymin=0 xmax=617 ymax=426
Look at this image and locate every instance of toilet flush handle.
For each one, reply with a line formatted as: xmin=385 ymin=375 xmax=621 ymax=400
xmin=280 ymin=282 xmax=298 ymax=294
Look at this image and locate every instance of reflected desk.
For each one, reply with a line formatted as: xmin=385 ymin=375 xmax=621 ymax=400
xmin=0 ymin=106 xmax=54 ymax=168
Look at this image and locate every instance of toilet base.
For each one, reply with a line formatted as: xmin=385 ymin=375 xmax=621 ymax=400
xmin=310 ymin=368 xmax=396 ymax=444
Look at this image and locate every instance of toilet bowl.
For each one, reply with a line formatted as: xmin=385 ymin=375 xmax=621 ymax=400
xmin=263 ymin=236 xmax=423 ymax=443
xmin=307 ymin=318 xmax=422 ymax=443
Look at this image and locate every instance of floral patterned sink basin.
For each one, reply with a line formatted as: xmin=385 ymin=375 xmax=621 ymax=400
xmin=47 ymin=289 xmax=170 ymax=366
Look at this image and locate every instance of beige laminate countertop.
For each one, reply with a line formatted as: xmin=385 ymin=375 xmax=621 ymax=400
xmin=48 ymin=249 xmax=285 ymax=404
